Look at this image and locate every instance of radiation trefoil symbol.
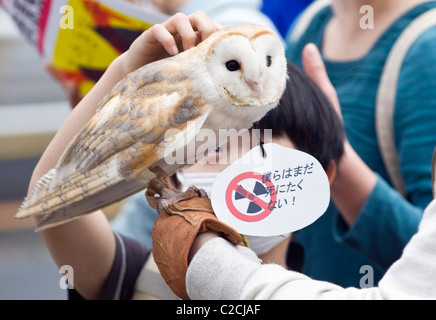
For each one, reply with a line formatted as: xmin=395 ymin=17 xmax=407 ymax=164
xmin=225 ymin=172 xmax=277 ymax=222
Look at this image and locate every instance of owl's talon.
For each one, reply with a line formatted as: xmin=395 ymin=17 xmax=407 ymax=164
xmin=160 ymin=186 xmax=205 ymax=208
xmin=190 ymin=185 xmax=208 ymax=198
xmin=156 ymin=186 xmax=208 ymax=225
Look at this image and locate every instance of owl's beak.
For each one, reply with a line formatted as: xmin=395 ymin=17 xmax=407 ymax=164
xmin=245 ymin=79 xmax=263 ymax=96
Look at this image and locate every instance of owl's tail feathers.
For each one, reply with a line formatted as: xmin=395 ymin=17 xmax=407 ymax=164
xmin=14 ymin=166 xmax=150 ymax=232
xmin=15 ymin=168 xmax=58 ymax=219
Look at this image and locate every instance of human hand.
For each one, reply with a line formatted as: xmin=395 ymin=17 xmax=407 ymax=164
xmin=151 ymin=186 xmax=243 ymax=300
xmin=120 ymin=11 xmax=222 ymax=77
xmin=302 ymin=43 xmax=342 ymax=119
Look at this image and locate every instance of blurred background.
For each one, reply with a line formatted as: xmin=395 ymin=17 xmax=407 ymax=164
xmin=0 ymin=7 xmax=71 ymax=299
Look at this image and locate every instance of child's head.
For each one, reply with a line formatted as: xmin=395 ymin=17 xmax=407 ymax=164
xmin=257 ymin=61 xmax=345 ymax=172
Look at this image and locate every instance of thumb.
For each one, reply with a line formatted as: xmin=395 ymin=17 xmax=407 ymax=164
xmin=302 ymin=43 xmax=341 ymax=115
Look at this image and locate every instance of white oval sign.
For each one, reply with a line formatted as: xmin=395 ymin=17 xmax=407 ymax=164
xmin=211 ymin=143 xmax=330 ymax=236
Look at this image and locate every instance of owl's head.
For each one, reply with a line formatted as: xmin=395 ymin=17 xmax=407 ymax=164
xmin=198 ymin=25 xmax=287 ymax=117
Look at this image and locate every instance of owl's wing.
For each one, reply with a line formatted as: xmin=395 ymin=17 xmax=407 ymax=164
xmin=16 ymin=58 xmax=209 ymax=230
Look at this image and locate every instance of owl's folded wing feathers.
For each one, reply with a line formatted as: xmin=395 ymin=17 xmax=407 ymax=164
xmin=15 ymin=58 xmax=209 ymax=231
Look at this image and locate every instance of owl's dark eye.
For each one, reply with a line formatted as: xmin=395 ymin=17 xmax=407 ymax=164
xmin=266 ymin=55 xmax=272 ymax=67
xmin=226 ymin=60 xmax=241 ymax=72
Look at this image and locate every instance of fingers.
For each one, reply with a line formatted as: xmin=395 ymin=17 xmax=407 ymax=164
xmin=162 ymin=13 xmax=197 ymax=53
xmin=147 ymin=23 xmax=180 ymax=55
xmin=161 ymin=11 xmax=220 ymax=53
xmin=122 ymin=11 xmax=219 ymax=75
xmin=188 ymin=11 xmax=222 ymax=42
xmin=302 ymin=43 xmax=342 ymax=115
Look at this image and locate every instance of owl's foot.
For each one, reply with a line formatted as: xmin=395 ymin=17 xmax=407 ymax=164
xmin=160 ymin=186 xmax=213 ymax=226
xmin=146 ymin=176 xmax=170 ymax=209
xmin=146 ymin=177 xmax=213 ymax=224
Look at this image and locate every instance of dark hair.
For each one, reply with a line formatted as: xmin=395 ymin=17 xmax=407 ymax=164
xmin=257 ymin=61 xmax=345 ymax=170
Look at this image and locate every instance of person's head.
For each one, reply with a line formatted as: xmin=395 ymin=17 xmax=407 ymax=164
xmin=179 ymin=60 xmax=345 ymax=187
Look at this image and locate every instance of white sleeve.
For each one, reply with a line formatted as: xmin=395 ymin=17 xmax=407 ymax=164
xmin=378 ymin=199 xmax=436 ymax=299
xmin=186 ymin=237 xmax=261 ymax=300
xmin=186 ymin=199 xmax=436 ymax=300
xmin=186 ymin=238 xmax=383 ymax=300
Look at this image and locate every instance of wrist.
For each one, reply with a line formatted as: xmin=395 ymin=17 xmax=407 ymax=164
xmin=107 ymin=53 xmax=129 ymax=80
xmin=331 ymin=141 xmax=377 ymax=225
xmin=113 ymin=52 xmax=134 ymax=79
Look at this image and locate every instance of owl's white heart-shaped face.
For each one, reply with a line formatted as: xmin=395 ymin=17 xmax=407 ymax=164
xmin=205 ymin=26 xmax=287 ymax=108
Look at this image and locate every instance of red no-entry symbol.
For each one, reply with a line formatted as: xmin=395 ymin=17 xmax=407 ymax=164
xmin=225 ymin=171 xmax=277 ymax=222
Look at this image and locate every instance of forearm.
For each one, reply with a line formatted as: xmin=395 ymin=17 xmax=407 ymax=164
xmin=334 ymin=175 xmax=422 ymax=269
xmin=330 ymin=140 xmax=422 ymax=267
xmin=40 ymin=213 xmax=115 ymax=300
xmin=187 ymin=237 xmax=383 ymax=300
xmin=330 ymin=141 xmax=377 ymax=226
xmin=188 ymin=201 xmax=436 ymax=300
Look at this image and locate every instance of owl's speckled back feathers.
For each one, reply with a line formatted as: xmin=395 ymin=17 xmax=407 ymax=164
xmin=16 ymin=24 xmax=287 ymax=231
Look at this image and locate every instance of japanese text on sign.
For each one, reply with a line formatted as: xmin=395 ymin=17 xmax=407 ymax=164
xmin=261 ymin=163 xmax=314 ymax=210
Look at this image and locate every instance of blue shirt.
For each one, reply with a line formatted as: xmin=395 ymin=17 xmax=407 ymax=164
xmin=286 ymin=2 xmax=436 ymax=287
xmin=261 ymin=0 xmax=313 ymax=38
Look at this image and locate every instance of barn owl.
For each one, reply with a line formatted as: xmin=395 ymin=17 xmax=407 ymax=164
xmin=15 ymin=24 xmax=287 ymax=231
